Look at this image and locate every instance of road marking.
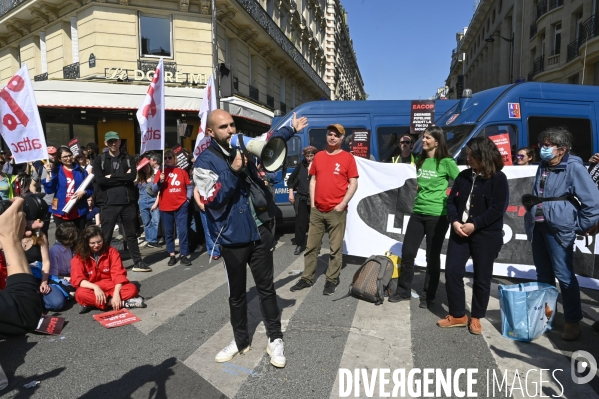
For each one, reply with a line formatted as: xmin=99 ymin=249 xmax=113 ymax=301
xmin=184 ymin=249 xmax=324 ymax=399
xmin=515 ymin=234 xmax=527 ymax=240
xmin=329 ymin=297 xmax=412 ymax=399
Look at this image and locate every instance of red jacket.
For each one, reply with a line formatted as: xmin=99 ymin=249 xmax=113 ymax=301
xmin=70 ymin=246 xmax=130 ymax=288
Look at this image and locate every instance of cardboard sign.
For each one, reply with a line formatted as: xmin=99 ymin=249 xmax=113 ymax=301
xmin=172 ymin=144 xmax=190 ymax=170
xmin=410 ymin=100 xmax=435 ymax=135
xmin=508 ymin=103 xmax=521 ymax=119
xmin=35 ymin=315 xmax=65 ymax=335
xmin=93 ymin=308 xmax=140 ymax=328
xmin=490 ymin=133 xmax=513 ymax=165
xmin=68 ymin=138 xmax=81 ymax=156
xmin=350 ymin=130 xmax=371 ymax=159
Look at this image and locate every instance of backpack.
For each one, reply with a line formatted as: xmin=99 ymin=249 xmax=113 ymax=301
xmin=335 ymin=255 xmax=395 ymax=305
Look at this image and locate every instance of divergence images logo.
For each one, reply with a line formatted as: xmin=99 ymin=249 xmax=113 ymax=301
xmin=571 ymin=350 xmax=597 ymax=385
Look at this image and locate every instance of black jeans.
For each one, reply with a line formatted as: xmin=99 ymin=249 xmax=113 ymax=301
xmin=220 ymin=224 xmax=282 ymax=349
xmin=100 ymin=203 xmax=143 ymax=264
xmin=294 ymin=197 xmax=310 ymax=247
xmin=54 ymin=215 xmax=87 ymax=233
xmin=445 ymin=229 xmax=503 ymax=318
xmin=397 ymin=213 xmax=449 ymax=300
xmin=0 ymin=274 xmax=43 ymax=337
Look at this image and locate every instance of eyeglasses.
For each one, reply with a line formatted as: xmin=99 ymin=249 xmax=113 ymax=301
xmin=516 ymin=154 xmax=525 ymax=159
xmin=539 ymin=142 xmax=557 ymax=149
xmin=61 ymin=155 xmax=73 ymax=160
xmin=400 ymin=141 xmax=411 ymax=145
xmin=106 ymin=139 xmax=118 ymax=144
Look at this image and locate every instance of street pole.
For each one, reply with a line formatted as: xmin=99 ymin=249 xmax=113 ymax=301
xmin=510 ymin=32 xmax=514 ymax=84
xmin=211 ymin=0 xmax=220 ymax=106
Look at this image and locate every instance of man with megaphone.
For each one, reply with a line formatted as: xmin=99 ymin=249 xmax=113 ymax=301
xmin=193 ymin=109 xmax=308 ymax=368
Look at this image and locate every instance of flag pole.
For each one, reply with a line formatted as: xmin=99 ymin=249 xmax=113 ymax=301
xmin=211 ymin=0 xmax=220 ymax=107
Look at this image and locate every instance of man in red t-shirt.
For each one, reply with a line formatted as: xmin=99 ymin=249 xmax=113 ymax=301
xmin=290 ymin=124 xmax=359 ymax=295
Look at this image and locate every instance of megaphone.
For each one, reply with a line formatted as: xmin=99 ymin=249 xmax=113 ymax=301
xmin=230 ymin=133 xmax=287 ymax=172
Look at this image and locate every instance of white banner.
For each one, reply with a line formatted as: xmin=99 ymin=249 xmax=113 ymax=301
xmin=344 ymin=157 xmax=599 ymax=290
xmin=0 ymin=64 xmax=48 ymax=163
xmin=193 ymin=74 xmax=217 ymax=157
xmin=137 ymin=57 xmax=165 ymax=155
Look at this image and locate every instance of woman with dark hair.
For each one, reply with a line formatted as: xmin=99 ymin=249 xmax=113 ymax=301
xmin=288 ymin=146 xmax=317 ymax=255
xmin=137 ymin=160 xmax=160 ymax=247
xmin=43 ymin=147 xmax=92 ymax=232
xmin=86 ymin=143 xmax=99 ymax=162
xmin=524 ymin=127 xmax=599 ymax=341
xmin=516 ymin=147 xmax=535 ymax=165
xmin=390 ymin=126 xmax=460 ymax=307
xmin=49 ymin=222 xmax=78 ymax=277
xmin=437 ymin=137 xmax=509 ymax=334
xmin=70 ymin=225 xmax=145 ymax=313
xmin=152 ymin=149 xmax=193 ymax=266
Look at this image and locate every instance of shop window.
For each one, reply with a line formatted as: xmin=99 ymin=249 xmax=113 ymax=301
xmin=46 ymin=123 xmax=70 ymax=146
xmin=376 ymin=126 xmax=411 ymax=163
xmin=139 ymin=14 xmax=172 ymax=58
xmin=528 ymin=116 xmax=593 ymax=161
xmin=73 ymin=124 xmax=96 ymax=147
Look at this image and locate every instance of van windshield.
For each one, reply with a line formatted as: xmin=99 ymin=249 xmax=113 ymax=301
xmin=443 ymin=125 xmax=476 ymax=156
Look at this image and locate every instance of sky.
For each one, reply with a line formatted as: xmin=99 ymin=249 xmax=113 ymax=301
xmin=342 ymin=0 xmax=476 ymax=100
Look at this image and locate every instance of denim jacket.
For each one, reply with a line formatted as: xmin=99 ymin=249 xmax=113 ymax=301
xmin=524 ymin=153 xmax=599 ymax=247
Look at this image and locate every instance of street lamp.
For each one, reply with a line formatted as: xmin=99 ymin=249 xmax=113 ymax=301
xmin=486 ymin=32 xmax=514 ymax=84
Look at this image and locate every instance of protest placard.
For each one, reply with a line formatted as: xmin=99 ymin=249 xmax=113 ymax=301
xmin=93 ymin=309 xmax=141 ymax=329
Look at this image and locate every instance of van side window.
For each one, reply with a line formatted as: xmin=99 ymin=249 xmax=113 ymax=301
xmin=528 ymin=116 xmax=593 ymax=162
xmin=285 ymin=136 xmax=302 ymax=168
xmin=480 ymin=124 xmax=518 ymax=164
xmin=376 ymin=126 xmax=411 ymax=163
xmin=309 ymin=128 xmax=354 ymax=152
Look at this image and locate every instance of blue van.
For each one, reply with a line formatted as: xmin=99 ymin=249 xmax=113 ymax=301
xmin=268 ymin=99 xmax=460 ymax=220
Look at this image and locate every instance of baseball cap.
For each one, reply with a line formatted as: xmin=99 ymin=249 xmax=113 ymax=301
xmin=47 ymin=146 xmax=57 ymax=155
xmin=327 ymin=124 xmax=345 ymax=136
xmin=104 ymin=131 xmax=120 ymax=141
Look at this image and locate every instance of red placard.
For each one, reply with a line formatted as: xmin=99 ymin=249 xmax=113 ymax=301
xmin=136 ymin=157 xmax=150 ymax=171
xmin=489 ymin=133 xmax=513 ymax=166
xmin=35 ymin=315 xmax=65 ymax=335
xmin=93 ymin=308 xmax=141 ymax=329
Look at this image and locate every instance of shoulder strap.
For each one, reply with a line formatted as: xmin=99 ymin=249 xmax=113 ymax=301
xmin=101 ymin=153 xmax=106 ymax=171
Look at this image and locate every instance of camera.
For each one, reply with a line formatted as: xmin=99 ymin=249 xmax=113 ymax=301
xmin=0 ymin=194 xmax=49 ymax=222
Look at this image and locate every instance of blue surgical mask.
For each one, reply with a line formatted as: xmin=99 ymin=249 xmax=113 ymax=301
xmin=540 ymin=147 xmax=555 ymax=162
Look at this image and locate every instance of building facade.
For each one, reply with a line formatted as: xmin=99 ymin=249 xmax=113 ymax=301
xmin=446 ymin=0 xmax=599 ymax=100
xmin=0 ymin=0 xmax=363 ymax=153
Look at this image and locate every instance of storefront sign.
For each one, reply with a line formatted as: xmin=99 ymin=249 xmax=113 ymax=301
xmin=105 ymin=68 xmax=207 ymax=85
xmin=410 ymin=100 xmax=435 ymax=135
xmin=350 ymin=130 xmax=371 ymax=159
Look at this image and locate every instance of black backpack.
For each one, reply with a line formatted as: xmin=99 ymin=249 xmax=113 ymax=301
xmin=335 ymin=255 xmax=395 ymax=305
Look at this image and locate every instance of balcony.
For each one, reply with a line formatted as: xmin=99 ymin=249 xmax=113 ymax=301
xmin=249 ymin=85 xmax=259 ymax=102
xmin=547 ymin=50 xmax=560 ymax=68
xmin=280 ymin=102 xmax=287 ymax=114
xmin=579 ymin=12 xmax=599 ymax=46
xmin=535 ymin=0 xmax=563 ymax=20
xmin=34 ymin=72 xmax=48 ymax=82
xmin=567 ymin=38 xmax=580 ymax=62
xmin=267 ymin=94 xmax=274 ymax=108
xmin=0 ymin=0 xmax=27 ymax=17
xmin=528 ymin=55 xmax=545 ymax=81
xmin=63 ymin=62 xmax=80 ymax=79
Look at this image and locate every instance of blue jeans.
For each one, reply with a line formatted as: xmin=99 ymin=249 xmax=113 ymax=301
xmin=139 ymin=196 xmax=159 ymax=244
xmin=532 ymin=222 xmax=582 ymax=323
xmin=200 ymin=210 xmax=220 ymax=257
xmin=43 ymin=286 xmax=66 ymax=311
xmin=161 ymin=201 xmax=189 ymax=256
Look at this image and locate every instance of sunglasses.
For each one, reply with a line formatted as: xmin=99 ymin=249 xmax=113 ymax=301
xmin=400 ymin=141 xmax=411 ymax=144
xmin=516 ymin=154 xmax=525 ymax=159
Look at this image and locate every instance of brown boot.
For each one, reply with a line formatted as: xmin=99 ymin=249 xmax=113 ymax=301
xmin=437 ymin=315 xmax=468 ymax=328
xmin=469 ymin=317 xmax=482 ymax=335
xmin=561 ymin=322 xmax=581 ymax=341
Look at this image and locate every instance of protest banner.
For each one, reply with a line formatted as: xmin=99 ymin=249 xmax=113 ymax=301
xmin=194 ymin=74 xmax=217 ymax=157
xmin=0 ymin=64 xmax=48 ymax=163
xmin=68 ymin=138 xmax=81 ymax=156
xmin=137 ymin=57 xmax=165 ymax=155
xmin=350 ymin=130 xmax=371 ymax=159
xmin=410 ymin=100 xmax=435 ymax=135
xmin=93 ymin=308 xmax=141 ymax=329
xmin=35 ymin=315 xmax=65 ymax=335
xmin=490 ymin=133 xmax=513 ymax=165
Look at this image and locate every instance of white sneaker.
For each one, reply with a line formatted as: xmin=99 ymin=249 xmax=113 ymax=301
xmin=215 ymin=340 xmax=250 ymax=363
xmin=266 ymin=338 xmax=286 ymax=368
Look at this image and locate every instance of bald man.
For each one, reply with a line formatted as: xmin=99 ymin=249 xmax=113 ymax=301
xmin=193 ymin=110 xmax=308 ymax=368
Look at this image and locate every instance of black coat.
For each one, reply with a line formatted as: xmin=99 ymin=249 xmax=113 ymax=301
xmin=92 ymin=152 xmax=137 ymax=206
xmin=287 ymin=160 xmax=310 ymax=198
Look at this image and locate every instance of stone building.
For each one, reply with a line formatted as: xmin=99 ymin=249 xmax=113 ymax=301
xmin=0 ymin=0 xmax=363 ymax=153
xmin=447 ymin=0 xmax=599 ymax=100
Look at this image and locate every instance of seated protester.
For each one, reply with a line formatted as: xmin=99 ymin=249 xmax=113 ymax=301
xmin=49 ymin=222 xmax=78 ymax=277
xmin=22 ymin=230 xmax=66 ymax=311
xmin=71 ymin=225 xmax=146 ymax=313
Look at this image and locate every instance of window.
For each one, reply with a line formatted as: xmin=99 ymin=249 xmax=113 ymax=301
xmin=528 ymin=116 xmax=592 ymax=161
xmin=73 ymin=124 xmax=96 ymax=146
xmin=285 ymin=136 xmax=302 ymax=168
xmin=309 ymin=128 xmax=357 ymax=152
xmin=479 ymin=124 xmax=518 ymax=164
xmin=553 ymin=23 xmax=561 ymax=55
xmin=46 ymin=123 xmax=70 ymax=144
xmin=376 ymin=126 xmax=411 ymax=163
xmin=575 ymin=10 xmax=583 ymax=40
xmin=139 ymin=14 xmax=172 ymax=58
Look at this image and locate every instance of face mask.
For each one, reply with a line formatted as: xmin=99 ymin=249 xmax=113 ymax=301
xmin=539 ymin=147 xmax=556 ymax=162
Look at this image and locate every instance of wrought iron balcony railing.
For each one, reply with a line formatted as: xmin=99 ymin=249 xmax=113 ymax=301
xmin=249 ymin=84 xmax=259 ymax=101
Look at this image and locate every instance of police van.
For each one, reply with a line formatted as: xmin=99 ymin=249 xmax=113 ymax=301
xmin=269 ymin=99 xmax=459 ymax=220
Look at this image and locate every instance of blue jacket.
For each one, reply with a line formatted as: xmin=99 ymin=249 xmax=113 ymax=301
xmin=524 ymin=153 xmax=599 ymax=247
xmin=42 ymin=164 xmax=92 ymax=217
xmin=193 ymin=127 xmax=295 ymax=246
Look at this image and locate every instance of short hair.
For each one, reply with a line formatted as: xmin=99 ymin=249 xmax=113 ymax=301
xmin=466 ymin=137 xmax=504 ymax=178
xmin=517 ymin=147 xmax=536 ymax=162
xmin=537 ymin=127 xmax=572 ymax=151
xmin=55 ymin=222 xmax=78 ymax=247
xmin=148 ymin=152 xmax=162 ymax=165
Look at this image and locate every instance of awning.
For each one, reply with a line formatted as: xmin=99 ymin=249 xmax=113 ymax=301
xmin=22 ymin=80 xmax=273 ymax=125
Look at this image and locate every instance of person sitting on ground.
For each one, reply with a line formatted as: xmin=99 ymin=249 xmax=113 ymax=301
xmin=516 ymin=147 xmax=535 ymax=165
xmin=49 ymin=222 xmax=78 ymax=277
xmin=70 ymin=225 xmax=146 ymax=313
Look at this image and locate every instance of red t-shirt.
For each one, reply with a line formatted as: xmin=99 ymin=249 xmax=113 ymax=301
xmin=310 ymin=150 xmax=359 ymax=212
xmin=154 ymin=167 xmax=190 ymax=211
xmin=57 ymin=167 xmax=79 ymax=220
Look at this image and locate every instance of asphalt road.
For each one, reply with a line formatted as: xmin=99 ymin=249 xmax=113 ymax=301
xmin=1 ymin=223 xmax=599 ymax=399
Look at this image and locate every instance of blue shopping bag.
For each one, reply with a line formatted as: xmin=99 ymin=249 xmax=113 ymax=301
xmin=498 ymin=282 xmax=559 ymax=342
